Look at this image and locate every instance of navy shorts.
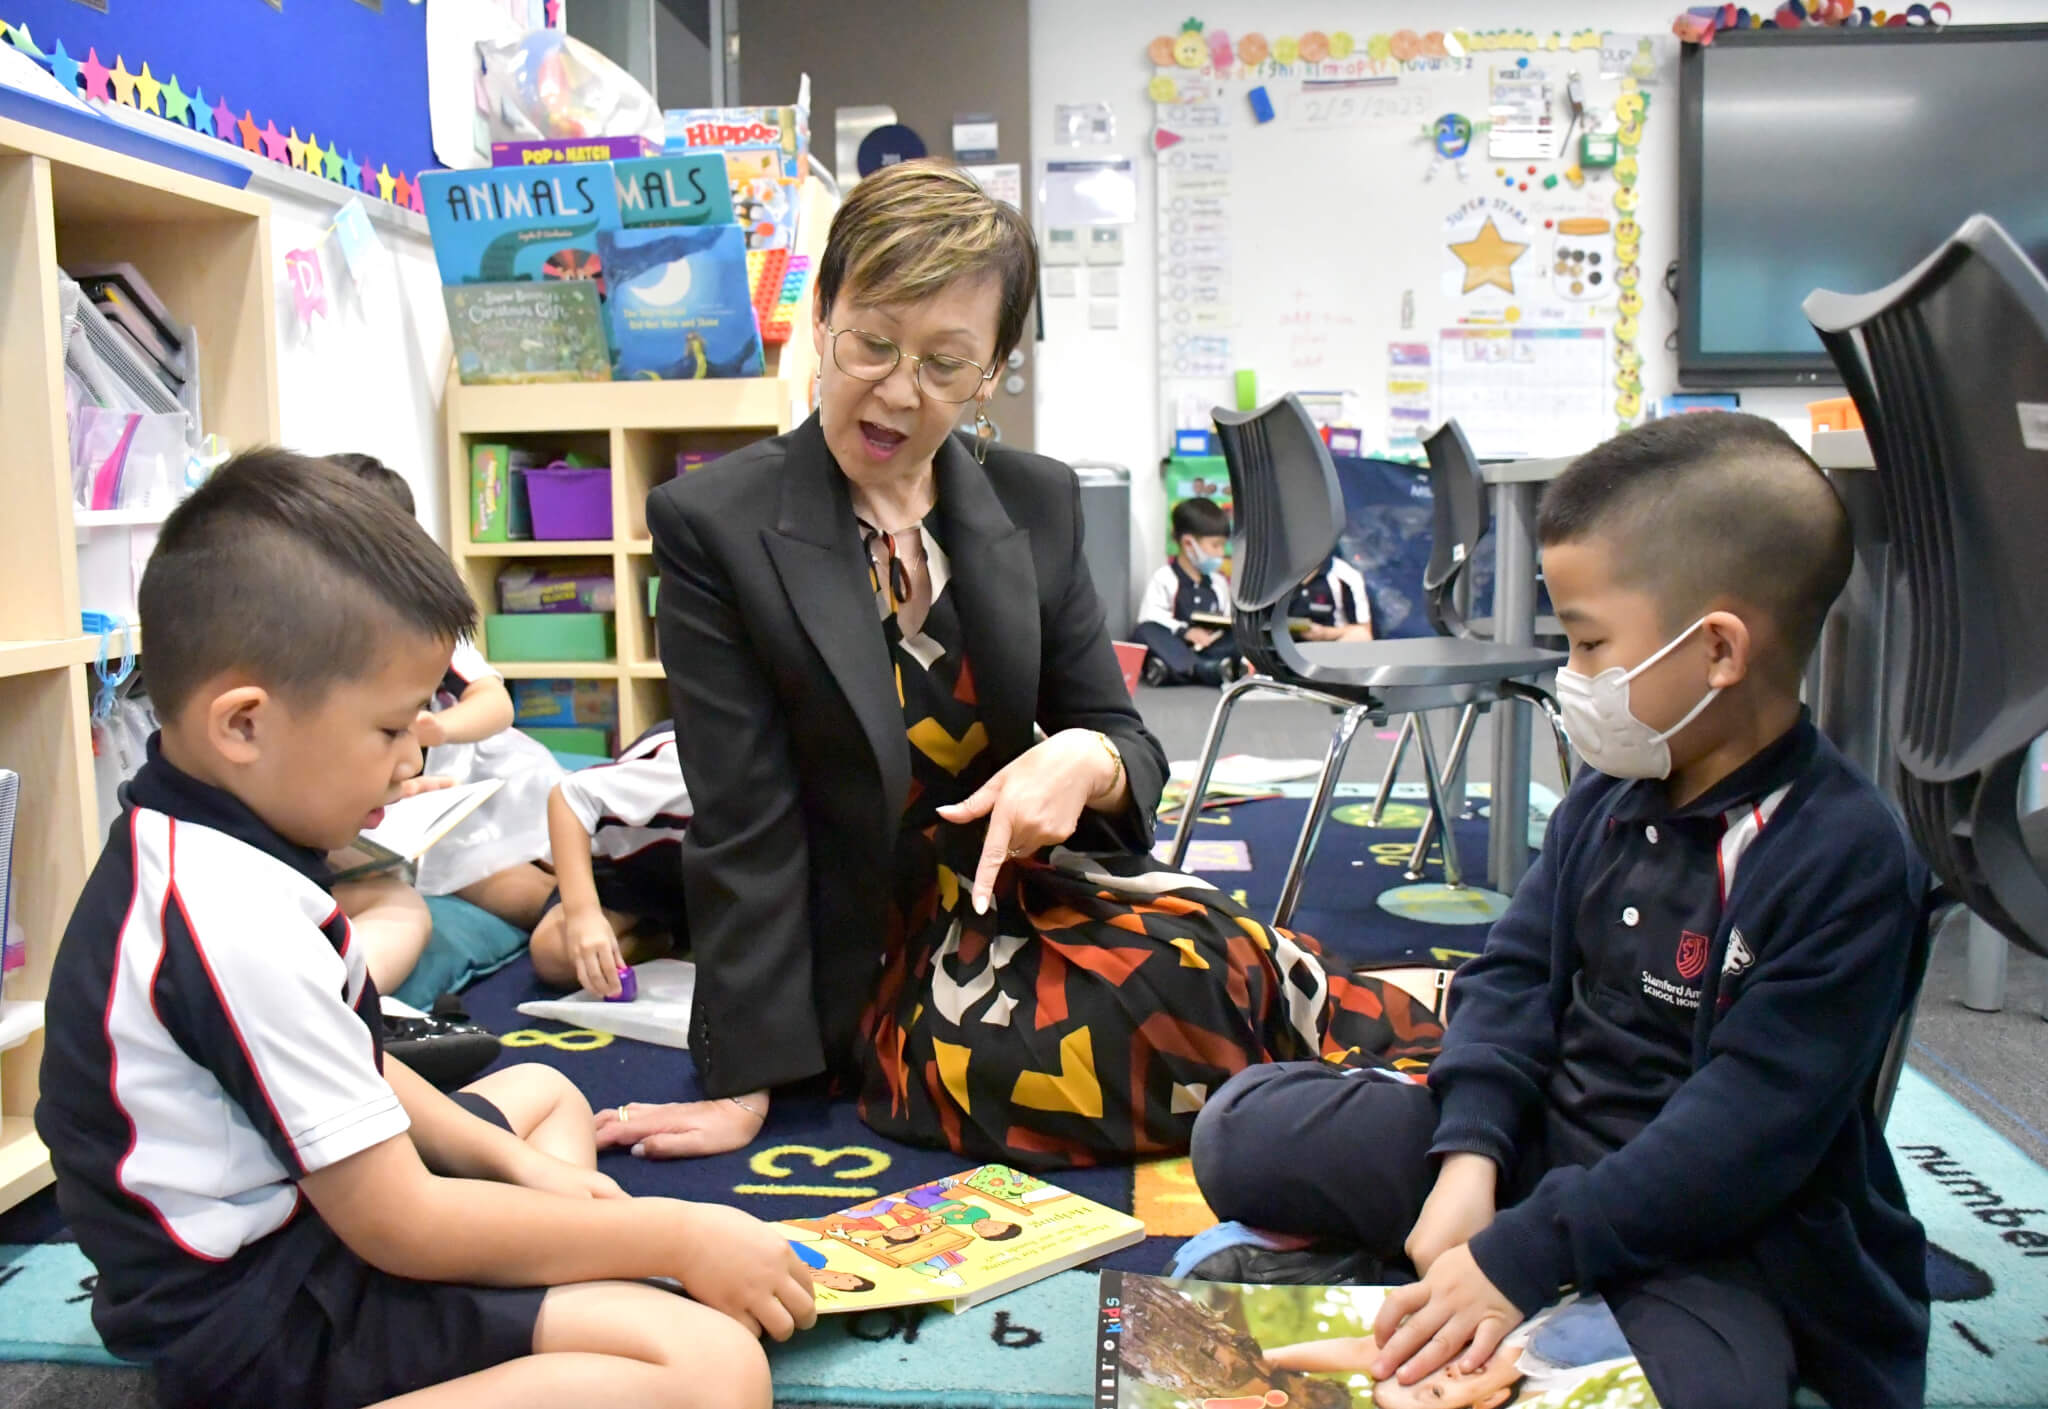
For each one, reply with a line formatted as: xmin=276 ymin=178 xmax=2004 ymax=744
xmin=537 ymin=884 xmax=687 ymax=940
xmin=155 ymin=1095 xmax=545 ymax=1409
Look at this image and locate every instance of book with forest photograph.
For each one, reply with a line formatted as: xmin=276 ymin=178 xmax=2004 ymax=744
xmin=1096 ymin=1273 xmax=1657 ymax=1409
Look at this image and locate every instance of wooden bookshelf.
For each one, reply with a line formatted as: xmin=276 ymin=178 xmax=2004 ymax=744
xmin=445 ymin=179 xmax=834 ymax=749
xmin=0 ymin=116 xmax=279 ymax=1213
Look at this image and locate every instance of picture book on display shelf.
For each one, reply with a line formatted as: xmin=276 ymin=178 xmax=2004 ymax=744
xmin=445 ymin=282 xmax=611 ymax=386
xmin=783 ymin=1165 xmax=1143 ymax=1314
xmin=599 ymin=223 xmax=763 ymax=379
xmin=421 ymin=156 xmax=760 ymax=383
xmin=1098 ymin=1275 xmax=1655 ymax=1409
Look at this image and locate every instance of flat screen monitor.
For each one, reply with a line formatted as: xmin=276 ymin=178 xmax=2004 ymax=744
xmin=1679 ymin=25 xmax=2048 ymax=386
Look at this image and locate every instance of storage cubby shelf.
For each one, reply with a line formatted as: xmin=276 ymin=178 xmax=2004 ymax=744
xmin=445 ymin=179 xmax=834 ymax=750
xmin=0 ymin=115 xmax=279 ymax=1212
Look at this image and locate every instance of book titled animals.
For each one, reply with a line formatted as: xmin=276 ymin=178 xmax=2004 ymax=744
xmin=783 ymin=1165 xmax=1143 ymax=1314
xmin=419 ymin=163 xmax=622 ymax=289
xmin=1098 ymin=1273 xmax=1657 ymax=1409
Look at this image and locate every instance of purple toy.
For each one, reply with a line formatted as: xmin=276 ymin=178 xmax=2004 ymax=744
xmin=606 ymin=964 xmax=638 ymax=1002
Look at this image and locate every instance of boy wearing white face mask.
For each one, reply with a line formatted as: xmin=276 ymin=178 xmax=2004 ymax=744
xmin=1134 ymin=497 xmax=1245 ymax=686
xmin=1185 ymin=413 xmax=1929 ymax=1409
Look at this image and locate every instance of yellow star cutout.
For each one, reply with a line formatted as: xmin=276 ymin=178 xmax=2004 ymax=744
xmin=1449 ymin=216 xmax=1528 ymax=295
xmin=109 ymin=55 xmax=138 ymax=106
xmin=375 ymin=163 xmax=396 ymax=202
xmin=134 ymin=63 xmax=162 ymax=115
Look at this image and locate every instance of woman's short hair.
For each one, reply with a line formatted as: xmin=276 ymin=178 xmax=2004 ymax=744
xmin=816 ymin=159 xmax=1039 ymax=365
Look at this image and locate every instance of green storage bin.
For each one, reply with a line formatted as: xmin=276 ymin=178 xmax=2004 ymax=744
xmin=485 ymin=612 xmax=614 ymax=662
xmin=521 ymin=725 xmax=612 ymax=757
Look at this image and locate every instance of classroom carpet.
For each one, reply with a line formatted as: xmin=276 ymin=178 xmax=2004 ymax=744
xmin=1 ymin=1070 xmax=2041 ymax=1407
xmin=4 ymin=798 xmax=2045 ymax=1405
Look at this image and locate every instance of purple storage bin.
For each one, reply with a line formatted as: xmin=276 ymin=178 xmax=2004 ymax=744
xmin=520 ymin=465 xmax=612 ymax=541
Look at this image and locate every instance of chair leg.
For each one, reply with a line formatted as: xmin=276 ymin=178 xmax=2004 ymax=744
xmin=1412 ymin=706 xmax=1464 ymax=888
xmin=1168 ymin=674 xmax=1287 ymax=870
xmin=1367 ymin=714 xmax=1416 ymax=826
xmin=1507 ymin=681 xmax=1574 ymax=788
xmin=1406 ymin=705 xmax=1480 ymax=877
xmin=1275 ymin=704 xmax=1371 ymax=931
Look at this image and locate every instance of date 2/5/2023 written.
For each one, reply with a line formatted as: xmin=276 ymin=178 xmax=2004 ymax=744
xmin=1291 ymin=86 xmax=1429 ymax=128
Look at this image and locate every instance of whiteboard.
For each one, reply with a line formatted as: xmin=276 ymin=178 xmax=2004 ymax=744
xmin=1147 ymin=30 xmax=1665 ymax=460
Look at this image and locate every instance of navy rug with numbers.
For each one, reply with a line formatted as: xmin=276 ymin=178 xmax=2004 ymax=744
xmin=5 ymin=798 xmax=2045 ymax=1405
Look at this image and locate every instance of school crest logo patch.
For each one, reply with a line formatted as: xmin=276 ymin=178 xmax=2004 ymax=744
xmin=1675 ymin=931 xmax=1709 ymax=982
xmin=1722 ymin=930 xmax=1755 ymax=978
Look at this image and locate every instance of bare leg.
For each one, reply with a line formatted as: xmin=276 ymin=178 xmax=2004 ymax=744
xmin=456 ymin=863 xmax=558 ymax=932
xmin=460 ymin=1063 xmax=598 ymax=1168
xmin=366 ymin=1281 xmax=771 ymax=1409
xmin=529 ymin=905 xmax=641 ymax=991
xmin=332 ymin=863 xmax=434 ymax=996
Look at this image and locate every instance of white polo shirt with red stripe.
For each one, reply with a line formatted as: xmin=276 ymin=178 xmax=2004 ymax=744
xmin=35 ymin=737 xmax=404 ymax=1364
xmin=1538 ymin=722 xmax=1805 ymax=1169
xmin=554 ymin=722 xmax=691 ymax=921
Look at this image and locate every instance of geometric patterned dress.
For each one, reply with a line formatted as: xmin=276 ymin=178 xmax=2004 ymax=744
xmin=852 ymin=516 xmax=1443 ymax=1170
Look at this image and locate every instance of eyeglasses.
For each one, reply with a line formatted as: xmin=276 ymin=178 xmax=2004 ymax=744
xmin=827 ymin=326 xmax=993 ymax=404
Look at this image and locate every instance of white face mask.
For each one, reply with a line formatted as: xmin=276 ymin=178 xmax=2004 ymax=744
xmin=1555 ymin=617 xmax=1722 ymax=780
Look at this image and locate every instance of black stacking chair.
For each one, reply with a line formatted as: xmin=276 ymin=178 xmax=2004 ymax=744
xmin=1806 ymin=215 xmax=2048 ymax=1119
xmin=1365 ymin=421 xmax=1574 ymax=879
xmin=1167 ymin=395 xmax=1569 ymax=926
xmin=1804 ymin=215 xmax=2048 ymax=965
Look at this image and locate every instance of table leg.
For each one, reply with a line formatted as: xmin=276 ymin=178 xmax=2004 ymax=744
xmin=1489 ymin=480 xmax=1538 ymax=893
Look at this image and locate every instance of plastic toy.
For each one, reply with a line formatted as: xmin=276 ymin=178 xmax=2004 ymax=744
xmin=606 ymin=965 xmax=638 ymax=1002
xmin=1248 ymin=86 xmax=1276 ymax=123
xmin=747 ymin=249 xmax=812 ymax=344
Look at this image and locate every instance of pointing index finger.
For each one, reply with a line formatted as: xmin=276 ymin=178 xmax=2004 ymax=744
xmin=972 ymin=805 xmax=1012 ymax=916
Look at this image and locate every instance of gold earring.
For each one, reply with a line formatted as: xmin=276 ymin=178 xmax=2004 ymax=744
xmin=974 ymin=405 xmax=997 ymax=465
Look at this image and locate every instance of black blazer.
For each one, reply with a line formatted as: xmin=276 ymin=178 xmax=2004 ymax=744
xmin=648 ymin=414 xmax=1168 ymax=1097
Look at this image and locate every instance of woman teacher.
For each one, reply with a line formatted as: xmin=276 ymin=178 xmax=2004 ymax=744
xmin=599 ymin=161 xmax=1439 ymax=1166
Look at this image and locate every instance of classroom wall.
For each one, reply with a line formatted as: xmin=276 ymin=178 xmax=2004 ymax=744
xmin=270 ymin=192 xmax=451 ymax=544
xmin=1027 ymin=0 xmax=2048 ymax=609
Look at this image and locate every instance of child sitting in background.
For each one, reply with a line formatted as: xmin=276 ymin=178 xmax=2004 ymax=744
xmin=1188 ymin=413 xmax=1929 ymax=1409
xmin=37 ymin=450 xmax=810 ymax=1409
xmin=531 ymin=721 xmax=691 ymax=997
xmin=1290 ymin=554 xmax=1374 ymax=642
xmin=1134 ymin=497 xmax=1245 ymax=687
xmin=335 ymin=453 xmax=563 ymax=933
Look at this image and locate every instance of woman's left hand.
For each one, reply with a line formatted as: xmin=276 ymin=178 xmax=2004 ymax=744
xmin=938 ymin=730 xmax=1121 ymax=915
xmin=595 ymin=1094 xmax=768 ymax=1159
